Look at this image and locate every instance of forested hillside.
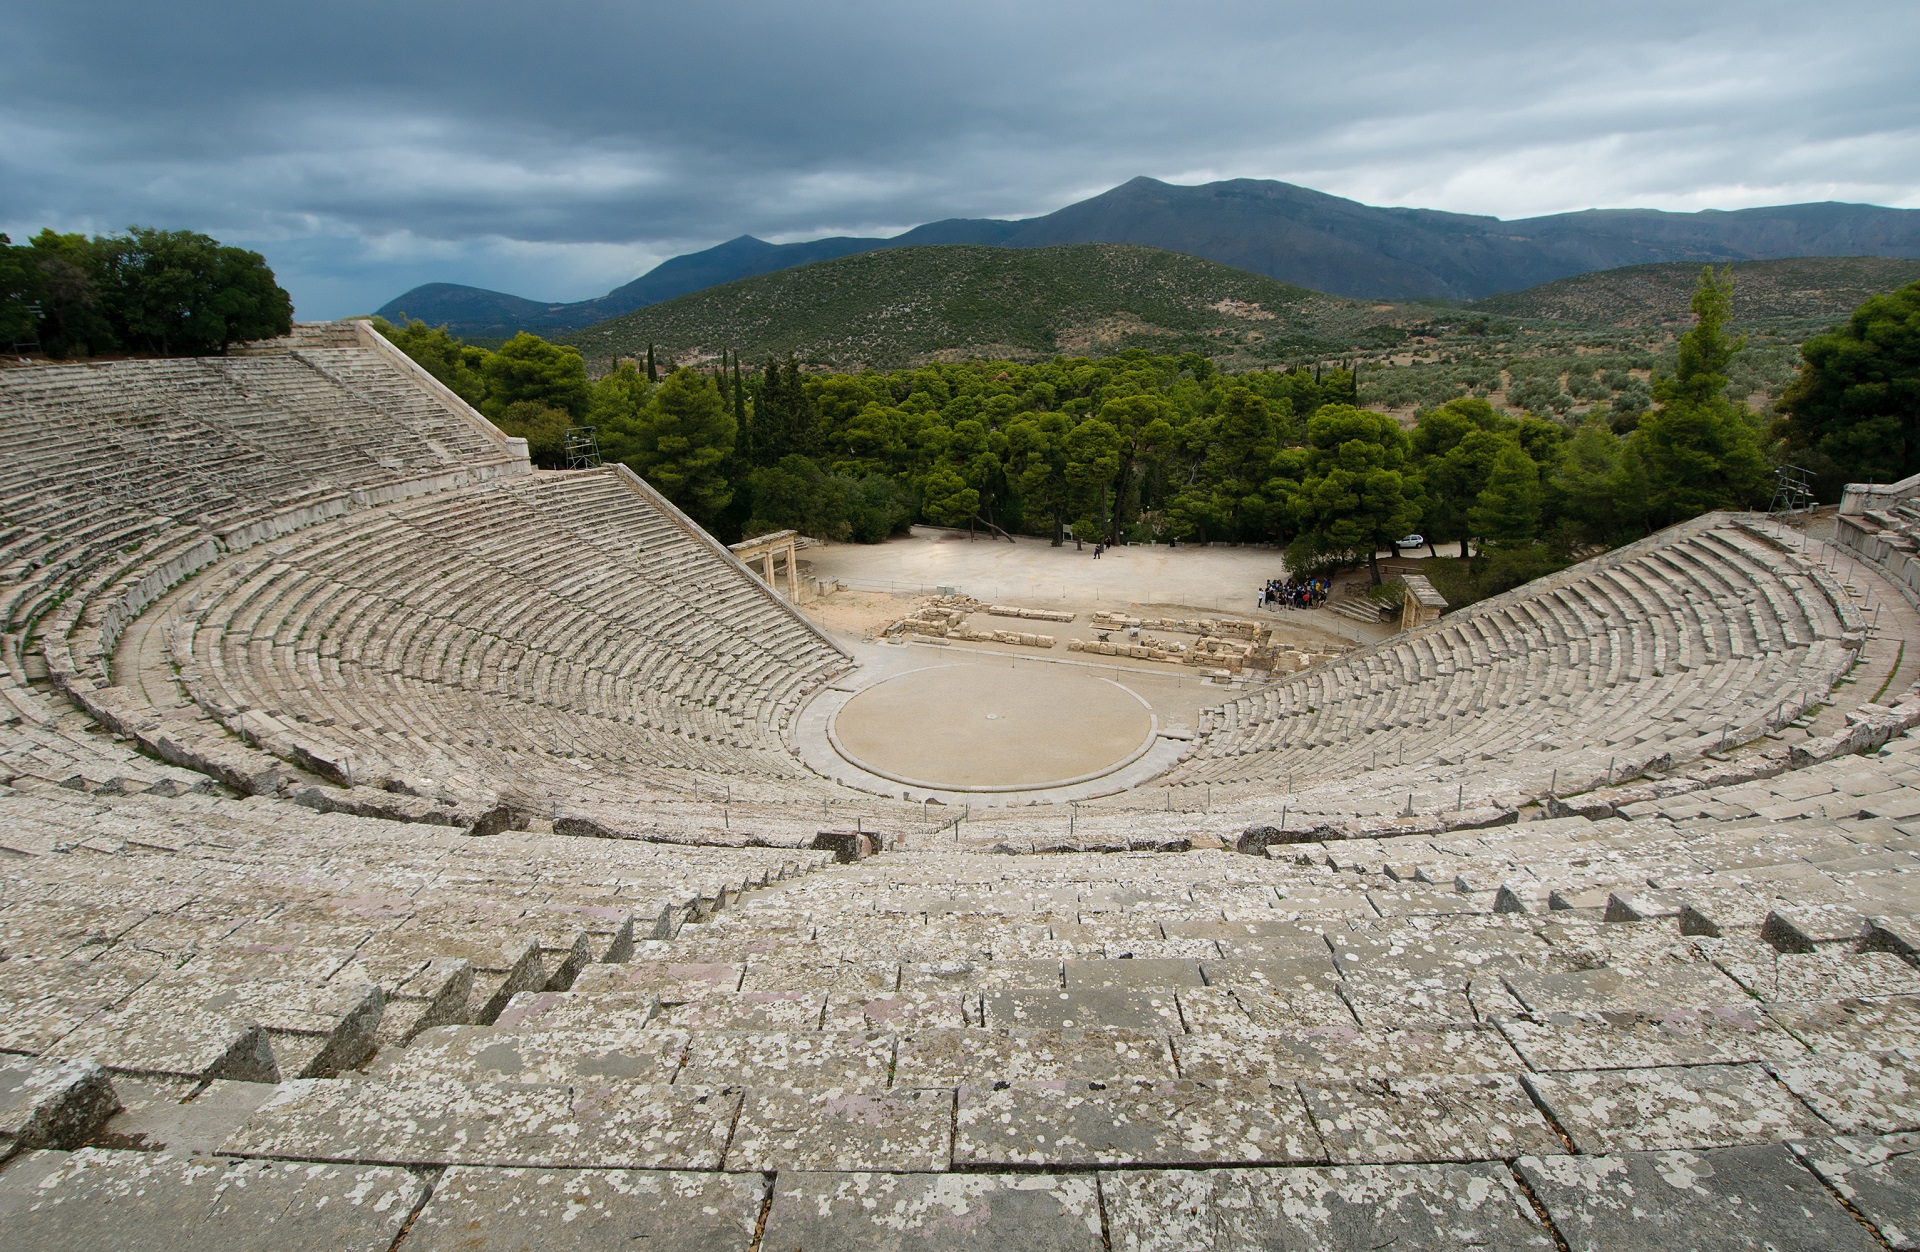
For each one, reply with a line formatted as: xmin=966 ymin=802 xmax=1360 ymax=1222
xmin=1475 ymin=256 xmax=1920 ymax=328
xmin=557 ymin=244 xmax=1342 ymax=372
xmin=548 ymin=247 xmax=1904 ymax=442
xmin=375 ymin=175 xmax=1920 ymax=339
xmin=366 ymin=264 xmax=1912 ymax=610
xmin=1352 ymin=258 xmax=1920 ymax=423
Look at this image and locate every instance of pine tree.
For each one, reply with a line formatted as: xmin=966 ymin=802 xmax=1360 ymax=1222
xmin=756 ymin=358 xmax=783 ymax=466
xmin=1468 ymin=443 xmax=1542 ymax=547
xmin=1286 ymin=404 xmax=1421 ymax=584
xmin=1633 ymin=267 xmax=1767 ymax=526
xmin=1778 ymin=278 xmax=1920 ymax=493
xmin=623 ymin=368 xmax=736 ymax=524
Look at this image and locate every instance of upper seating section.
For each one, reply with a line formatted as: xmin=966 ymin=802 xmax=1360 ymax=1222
xmin=0 ymin=336 xmax=523 ymax=537
xmin=1172 ymin=515 xmax=1863 ymax=823
xmin=0 ymin=322 xmax=529 ymax=795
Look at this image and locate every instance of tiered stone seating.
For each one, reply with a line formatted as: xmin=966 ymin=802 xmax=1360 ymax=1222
xmin=1163 ymin=515 xmax=1863 ymax=826
xmin=136 ymin=465 xmax=858 ymax=820
xmin=0 ymin=781 xmax=832 ymax=1081
xmin=0 ymin=324 xmax=529 ymax=807
xmin=9 ymin=323 xmax=1920 ymax=1243
xmin=0 ymin=321 xmax=895 ymax=837
xmin=52 ymin=729 xmax=1895 ymax=1246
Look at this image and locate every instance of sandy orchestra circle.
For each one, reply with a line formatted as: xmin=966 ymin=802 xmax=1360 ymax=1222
xmin=829 ymin=663 xmax=1155 ymax=790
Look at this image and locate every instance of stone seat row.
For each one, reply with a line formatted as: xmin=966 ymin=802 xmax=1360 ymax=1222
xmin=1178 ymin=518 xmax=1857 ymax=814
xmin=181 ymin=474 xmax=833 ymax=702
xmin=19 ymin=348 xmax=513 ymax=464
xmin=3 ymin=1140 xmax=1906 ymax=1250
xmin=177 ymin=824 xmax=1919 ymax=1220
xmin=138 ymin=468 xmax=853 ymax=810
xmin=0 ymin=783 xmax=836 ymax=1089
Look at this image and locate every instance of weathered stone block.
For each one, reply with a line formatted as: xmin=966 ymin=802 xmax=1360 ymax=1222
xmin=1062 ymin=958 xmax=1203 ymax=989
xmin=726 ymin=1086 xmax=954 ymax=1172
xmin=1502 ymin=964 xmax=1746 ymax=1015
xmin=1178 ymin=1022 xmax=1518 ymax=1084
xmin=981 ymin=988 xmax=1181 ymax=1031
xmin=661 ymin=991 xmax=827 ymax=1030
xmin=1792 ymin=1134 xmax=1920 ymax=1251
xmin=1522 ymin=1063 xmax=1828 ymax=1153
xmin=823 ymin=990 xmax=971 ymax=1031
xmin=1101 ymin=1163 xmax=1555 ymax=1251
xmin=0 ymin=1147 xmax=424 ymax=1250
xmin=0 ymin=1060 xmax=118 ymax=1157
xmin=223 ymin=1076 xmax=741 ymax=1168
xmin=761 ymin=1172 xmax=1103 ymax=1251
xmin=1762 ymin=995 xmax=1920 ymax=1054
xmin=680 ymin=1030 xmax=894 ymax=1089
xmin=1518 ymin=1146 xmax=1880 ymax=1251
xmin=372 ymin=1024 xmax=689 ymax=1086
xmin=1770 ymin=1049 xmax=1920 ymax=1134
xmin=954 ymin=1080 xmax=1323 ymax=1167
xmin=1299 ymin=1074 xmax=1561 ymax=1163
xmin=406 ymin=1166 xmax=764 ymax=1250
xmin=1494 ymin=1007 xmax=1804 ymax=1072
xmin=894 ymin=1027 xmax=1174 ymax=1086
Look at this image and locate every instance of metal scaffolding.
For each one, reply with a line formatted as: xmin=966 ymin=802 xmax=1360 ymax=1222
xmin=1768 ymin=464 xmax=1817 ymax=516
xmin=563 ymin=427 xmax=604 ymax=470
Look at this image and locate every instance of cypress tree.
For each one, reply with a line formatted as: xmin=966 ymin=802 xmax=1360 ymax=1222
xmin=646 ymin=343 xmax=657 ymax=383
xmin=733 ymin=357 xmax=747 ymax=443
xmin=757 ymin=358 xmax=784 ymax=467
xmin=780 ymin=356 xmax=816 ymax=459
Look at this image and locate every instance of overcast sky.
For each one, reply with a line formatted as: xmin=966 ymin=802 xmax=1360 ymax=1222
xmin=4 ymin=1 xmax=1915 ymax=318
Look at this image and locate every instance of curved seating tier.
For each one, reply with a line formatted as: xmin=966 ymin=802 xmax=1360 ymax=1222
xmin=0 ymin=782 xmax=832 ymax=1085
xmin=147 ymin=467 xmax=856 ymax=813
xmin=1161 ymin=515 xmax=1863 ymax=825
xmin=0 ymin=329 xmax=527 ymax=801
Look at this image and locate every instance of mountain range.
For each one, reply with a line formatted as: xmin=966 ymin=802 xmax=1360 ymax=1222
xmin=375 ymin=176 xmax=1920 ymax=340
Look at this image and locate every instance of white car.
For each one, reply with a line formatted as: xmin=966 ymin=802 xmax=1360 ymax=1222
xmin=1395 ymin=534 xmax=1425 ymax=550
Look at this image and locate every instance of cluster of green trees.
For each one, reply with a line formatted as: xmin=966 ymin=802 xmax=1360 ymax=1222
xmin=3 ymin=217 xmax=1900 ymax=604
xmin=0 ymin=228 xmax=292 ymax=356
xmin=379 ymin=268 xmax=1844 ymax=590
xmin=1777 ymin=278 xmax=1920 ymax=496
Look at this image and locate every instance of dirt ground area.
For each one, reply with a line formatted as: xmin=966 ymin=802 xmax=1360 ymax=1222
xmin=795 ymin=527 xmax=1389 ymax=665
xmin=832 ymin=661 xmax=1155 ymax=789
xmin=799 ymin=589 xmax=922 ymax=637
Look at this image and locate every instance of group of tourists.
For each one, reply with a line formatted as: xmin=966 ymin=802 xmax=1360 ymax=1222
xmin=1261 ymin=576 xmax=1329 ymax=610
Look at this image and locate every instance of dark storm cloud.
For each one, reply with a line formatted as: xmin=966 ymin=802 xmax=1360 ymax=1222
xmin=4 ymin=0 xmax=1914 ymax=316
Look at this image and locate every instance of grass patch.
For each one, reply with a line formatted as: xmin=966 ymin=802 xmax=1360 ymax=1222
xmin=1367 ymin=578 xmax=1408 ymax=608
xmin=1411 ymin=546 xmax=1582 ymax=612
xmin=1873 ymin=640 xmax=1906 ymax=705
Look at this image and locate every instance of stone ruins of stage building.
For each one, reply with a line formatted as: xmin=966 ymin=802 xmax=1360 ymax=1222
xmin=729 ymin=528 xmax=803 ymax=601
xmin=1400 ymin=573 xmax=1447 ymax=630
